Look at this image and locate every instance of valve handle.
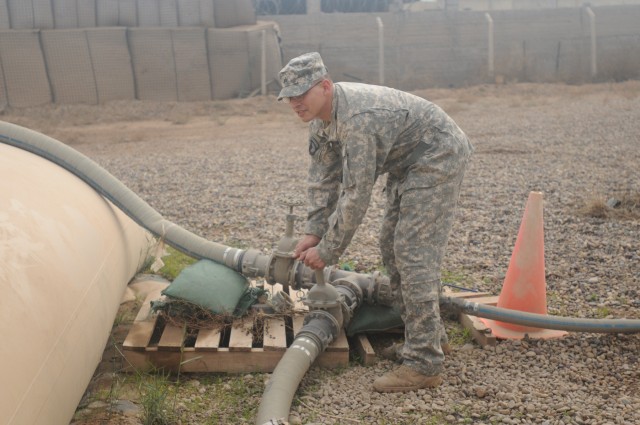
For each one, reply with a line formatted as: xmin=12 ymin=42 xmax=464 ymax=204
xmin=315 ymin=269 xmax=325 ymax=286
xmin=277 ymin=194 xmax=305 ymax=213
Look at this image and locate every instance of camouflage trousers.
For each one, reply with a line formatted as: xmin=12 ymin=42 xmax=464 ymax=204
xmin=380 ymin=158 xmax=469 ymax=376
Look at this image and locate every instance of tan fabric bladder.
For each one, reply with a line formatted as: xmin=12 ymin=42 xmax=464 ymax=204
xmin=0 ymin=141 xmax=152 ymax=425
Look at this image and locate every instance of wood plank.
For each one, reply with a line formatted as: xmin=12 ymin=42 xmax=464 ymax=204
xmin=122 ymin=288 xmax=163 ymax=350
xmin=352 ymin=334 xmax=377 ymax=366
xmin=464 ymin=295 xmax=500 ymax=306
xmin=459 ymin=313 xmax=497 ymax=347
xmin=228 ymin=318 xmax=254 ymax=351
xmin=326 ymin=327 xmax=348 ymax=352
xmin=293 ymin=288 xmax=308 ymax=311
xmin=176 ymin=350 xmax=283 ymax=373
xmin=157 ymin=324 xmax=186 ymax=351
xmin=263 ymin=317 xmax=287 ymax=351
xmin=194 ymin=328 xmax=221 ymax=351
xmin=444 ymin=290 xmax=493 ymax=299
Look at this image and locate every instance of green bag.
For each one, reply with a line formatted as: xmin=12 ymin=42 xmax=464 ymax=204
xmin=161 ymin=259 xmax=249 ymax=315
xmin=346 ymin=304 xmax=404 ymax=336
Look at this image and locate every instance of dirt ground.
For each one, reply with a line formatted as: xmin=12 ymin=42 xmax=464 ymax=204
xmin=3 ymin=81 xmax=639 ymax=424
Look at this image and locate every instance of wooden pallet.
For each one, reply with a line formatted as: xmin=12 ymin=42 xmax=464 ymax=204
xmin=122 ymin=284 xmax=497 ymax=373
xmin=444 ymin=289 xmax=500 ymax=347
xmin=122 ymin=285 xmax=355 ymax=373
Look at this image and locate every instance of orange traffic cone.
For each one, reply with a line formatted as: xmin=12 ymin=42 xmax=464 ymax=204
xmin=480 ymin=191 xmax=567 ymax=340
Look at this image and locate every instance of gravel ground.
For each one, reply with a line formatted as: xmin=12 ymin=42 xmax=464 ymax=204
xmin=6 ymin=81 xmax=639 ymax=424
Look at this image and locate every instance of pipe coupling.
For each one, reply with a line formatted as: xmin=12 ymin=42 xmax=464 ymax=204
xmin=240 ymin=248 xmax=272 ymax=278
xmin=299 ymin=310 xmax=340 ymax=352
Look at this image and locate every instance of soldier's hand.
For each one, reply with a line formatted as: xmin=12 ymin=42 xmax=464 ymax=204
xmin=293 ymin=234 xmax=321 ymax=259
xmin=302 ymin=247 xmax=326 ymax=270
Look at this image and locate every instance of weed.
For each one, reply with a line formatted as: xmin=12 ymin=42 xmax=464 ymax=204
xmin=147 ymin=246 xmax=197 ymax=281
xmin=448 ymin=324 xmax=473 ymax=346
xmin=138 ymin=371 xmax=176 ymax=425
xmin=441 ymin=269 xmax=476 ymax=291
xmin=596 ymin=306 xmax=611 ymax=318
xmin=580 ymin=190 xmax=640 ymax=220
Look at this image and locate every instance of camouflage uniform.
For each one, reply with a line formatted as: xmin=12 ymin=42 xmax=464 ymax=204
xmin=280 ymin=53 xmax=473 ymax=377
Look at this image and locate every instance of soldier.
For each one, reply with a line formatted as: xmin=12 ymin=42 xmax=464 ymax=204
xmin=281 ymin=52 xmax=473 ymax=392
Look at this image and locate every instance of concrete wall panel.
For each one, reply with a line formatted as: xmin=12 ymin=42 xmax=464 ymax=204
xmin=213 ymin=0 xmax=256 ymax=28
xmin=77 ymin=0 xmax=97 ymax=27
xmin=159 ymin=0 xmax=179 ymax=26
xmin=41 ymin=29 xmax=98 ymax=104
xmin=246 ymin=22 xmax=282 ymax=89
xmin=128 ymin=27 xmax=177 ymax=100
xmin=53 ymin=0 xmax=98 ymax=28
xmin=8 ymin=0 xmax=54 ymax=29
xmin=177 ymin=0 xmax=200 ymax=26
xmin=208 ymin=27 xmax=250 ymax=99
xmin=96 ymin=0 xmax=119 ymax=26
xmin=491 ymin=9 xmax=584 ymax=82
xmin=138 ymin=0 xmax=180 ymax=26
xmin=199 ymin=0 xmax=215 ymax=26
xmin=0 ymin=0 xmax=9 ymax=29
xmin=0 ymin=30 xmax=51 ymax=106
xmin=172 ymin=27 xmax=211 ymax=101
xmin=208 ymin=22 xmax=281 ymax=100
xmin=97 ymin=0 xmax=137 ymax=26
xmin=0 ymin=49 xmax=7 ymax=108
xmin=137 ymin=0 xmax=161 ymax=26
xmin=86 ymin=27 xmax=135 ymax=101
xmin=119 ymin=0 xmax=138 ymax=26
xmin=54 ymin=0 xmax=80 ymax=28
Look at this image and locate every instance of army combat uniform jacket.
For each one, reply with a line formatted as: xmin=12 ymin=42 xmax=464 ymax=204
xmin=305 ymin=82 xmax=473 ymax=266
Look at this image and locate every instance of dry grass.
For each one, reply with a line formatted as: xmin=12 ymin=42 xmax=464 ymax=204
xmin=580 ymin=190 xmax=640 ymax=220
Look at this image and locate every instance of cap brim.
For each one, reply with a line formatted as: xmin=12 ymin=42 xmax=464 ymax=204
xmin=277 ymin=83 xmax=313 ymax=101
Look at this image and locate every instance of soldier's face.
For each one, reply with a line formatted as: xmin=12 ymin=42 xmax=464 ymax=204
xmin=288 ymin=80 xmax=331 ymax=122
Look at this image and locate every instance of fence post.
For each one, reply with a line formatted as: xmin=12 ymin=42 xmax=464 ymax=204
xmin=485 ymin=12 xmax=494 ymax=79
xmin=376 ymin=16 xmax=384 ymax=85
xmin=585 ymin=7 xmax=597 ymax=78
xmin=261 ymin=29 xmax=267 ymax=95
xmin=307 ymin=0 xmax=322 ymax=14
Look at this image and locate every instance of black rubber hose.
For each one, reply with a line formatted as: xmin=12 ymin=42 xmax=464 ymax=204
xmin=447 ymin=297 xmax=640 ymax=333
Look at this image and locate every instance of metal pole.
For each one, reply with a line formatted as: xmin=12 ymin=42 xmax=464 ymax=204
xmin=586 ymin=7 xmax=597 ymax=78
xmin=376 ymin=16 xmax=384 ymax=85
xmin=485 ymin=13 xmax=494 ymax=78
xmin=261 ymin=29 xmax=267 ymax=96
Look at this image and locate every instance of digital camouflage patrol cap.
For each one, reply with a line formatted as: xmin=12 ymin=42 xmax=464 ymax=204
xmin=277 ymin=52 xmax=328 ymax=101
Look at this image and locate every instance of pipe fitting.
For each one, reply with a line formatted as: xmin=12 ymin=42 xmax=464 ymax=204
xmin=299 ymin=310 xmax=341 ymax=352
xmin=240 ymin=248 xmax=272 ymax=278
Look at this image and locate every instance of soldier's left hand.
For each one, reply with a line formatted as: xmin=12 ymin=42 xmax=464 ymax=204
xmin=303 ymin=247 xmax=326 ymax=270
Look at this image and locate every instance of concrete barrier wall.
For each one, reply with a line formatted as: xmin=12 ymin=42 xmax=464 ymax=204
xmin=269 ymin=5 xmax=640 ymax=89
xmin=0 ymin=30 xmax=52 ymax=107
xmin=0 ymin=4 xmax=638 ymax=106
xmin=0 ymin=21 xmax=282 ymax=107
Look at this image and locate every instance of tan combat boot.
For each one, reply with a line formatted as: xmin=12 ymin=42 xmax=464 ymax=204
xmin=379 ymin=342 xmax=452 ymax=361
xmin=373 ymin=365 xmax=443 ymax=393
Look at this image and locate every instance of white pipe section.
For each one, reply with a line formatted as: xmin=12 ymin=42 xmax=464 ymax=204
xmin=261 ymin=29 xmax=267 ymax=96
xmin=485 ymin=13 xmax=494 ymax=77
xmin=0 ymin=143 xmax=152 ymax=424
xmin=586 ymin=7 xmax=597 ymax=78
xmin=377 ymin=16 xmax=384 ymax=86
